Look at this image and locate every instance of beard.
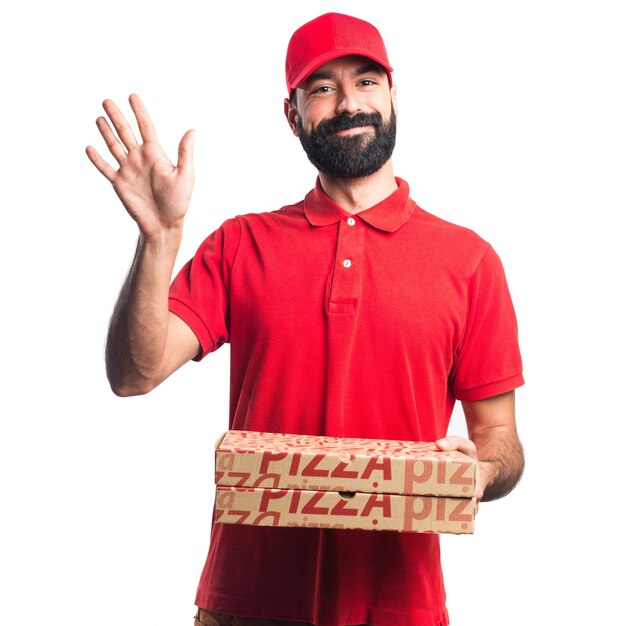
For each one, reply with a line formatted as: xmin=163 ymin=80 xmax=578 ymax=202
xmin=297 ymin=108 xmax=397 ymax=179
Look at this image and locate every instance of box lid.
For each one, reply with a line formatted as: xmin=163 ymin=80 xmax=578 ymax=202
xmin=215 ymin=430 xmax=476 ymax=498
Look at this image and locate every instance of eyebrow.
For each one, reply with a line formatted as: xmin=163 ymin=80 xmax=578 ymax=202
xmin=304 ymin=63 xmax=386 ymax=85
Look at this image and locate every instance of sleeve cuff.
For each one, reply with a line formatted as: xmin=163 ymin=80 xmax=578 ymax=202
xmin=454 ymin=372 xmax=525 ymax=402
xmin=168 ymin=297 xmax=216 ymax=361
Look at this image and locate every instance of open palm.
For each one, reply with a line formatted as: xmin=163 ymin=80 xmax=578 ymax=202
xmin=86 ymin=94 xmax=195 ymax=240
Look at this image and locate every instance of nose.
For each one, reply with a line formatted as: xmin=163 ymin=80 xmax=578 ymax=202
xmin=336 ymin=86 xmax=362 ymax=116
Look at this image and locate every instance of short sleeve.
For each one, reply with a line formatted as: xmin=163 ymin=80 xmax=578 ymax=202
xmin=168 ymin=218 xmax=241 ymax=361
xmin=450 ymin=244 xmax=524 ymax=401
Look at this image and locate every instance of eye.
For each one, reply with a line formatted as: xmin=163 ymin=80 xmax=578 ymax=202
xmin=312 ymin=85 xmax=333 ymax=94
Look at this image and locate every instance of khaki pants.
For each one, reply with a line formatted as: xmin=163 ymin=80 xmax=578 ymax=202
xmin=194 ymin=608 xmax=369 ymax=626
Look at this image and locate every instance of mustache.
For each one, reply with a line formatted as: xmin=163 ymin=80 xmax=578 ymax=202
xmin=315 ymin=112 xmax=383 ymax=136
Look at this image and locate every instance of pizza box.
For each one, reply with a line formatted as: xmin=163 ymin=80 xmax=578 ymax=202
xmin=215 ymin=430 xmax=476 ymax=497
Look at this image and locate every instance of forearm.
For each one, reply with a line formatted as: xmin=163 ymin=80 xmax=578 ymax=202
xmin=106 ymin=227 xmax=182 ymax=396
xmin=473 ymin=425 xmax=525 ymax=502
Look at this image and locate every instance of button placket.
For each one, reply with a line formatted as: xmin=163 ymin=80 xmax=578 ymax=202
xmin=328 ymin=217 xmax=360 ymax=314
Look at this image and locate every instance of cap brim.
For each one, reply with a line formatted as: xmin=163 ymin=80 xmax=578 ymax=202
xmin=289 ymin=49 xmax=393 ymax=92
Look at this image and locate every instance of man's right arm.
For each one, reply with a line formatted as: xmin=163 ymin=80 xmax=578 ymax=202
xmin=105 ymin=229 xmax=200 ymax=396
xmin=86 ymin=94 xmax=199 ymax=395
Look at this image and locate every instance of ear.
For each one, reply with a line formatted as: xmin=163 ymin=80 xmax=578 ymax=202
xmin=390 ymin=84 xmax=398 ymax=120
xmin=284 ymin=97 xmax=300 ymax=137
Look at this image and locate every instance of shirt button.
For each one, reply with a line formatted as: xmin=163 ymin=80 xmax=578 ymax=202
xmin=343 ymin=259 xmax=352 ymax=268
xmin=347 ymin=217 xmax=356 ymax=226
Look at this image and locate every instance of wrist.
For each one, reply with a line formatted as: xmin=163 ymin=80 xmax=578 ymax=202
xmin=477 ymin=460 xmax=497 ymax=500
xmin=140 ymin=223 xmax=184 ymax=254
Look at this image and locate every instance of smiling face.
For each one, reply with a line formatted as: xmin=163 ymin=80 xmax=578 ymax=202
xmin=285 ymin=55 xmax=398 ymax=179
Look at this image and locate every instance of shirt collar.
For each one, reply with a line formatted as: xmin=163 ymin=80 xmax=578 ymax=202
xmin=303 ymin=177 xmax=416 ymax=233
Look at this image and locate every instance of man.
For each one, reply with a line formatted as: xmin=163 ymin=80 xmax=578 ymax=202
xmin=86 ymin=12 xmax=524 ymax=626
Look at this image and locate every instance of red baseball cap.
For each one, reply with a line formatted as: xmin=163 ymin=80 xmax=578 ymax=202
xmin=285 ymin=12 xmax=393 ymax=95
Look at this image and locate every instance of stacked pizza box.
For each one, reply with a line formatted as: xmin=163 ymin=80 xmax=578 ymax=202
xmin=214 ymin=430 xmax=476 ymax=534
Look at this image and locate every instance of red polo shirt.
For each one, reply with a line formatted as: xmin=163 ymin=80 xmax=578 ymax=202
xmin=168 ymin=178 xmax=524 ymax=626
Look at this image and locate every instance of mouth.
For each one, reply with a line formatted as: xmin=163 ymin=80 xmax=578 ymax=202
xmin=332 ymin=125 xmax=373 ymax=137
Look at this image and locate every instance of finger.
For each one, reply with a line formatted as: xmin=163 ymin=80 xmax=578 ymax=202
xmin=128 ymin=93 xmax=159 ymax=144
xmin=177 ymin=129 xmax=195 ymax=173
xmin=85 ymin=145 xmax=117 ymax=182
xmin=96 ymin=116 xmax=126 ymax=164
xmin=435 ymin=436 xmax=477 ymax=459
xmin=102 ymin=98 xmax=139 ymax=150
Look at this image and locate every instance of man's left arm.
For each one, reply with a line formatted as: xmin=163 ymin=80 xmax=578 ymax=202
xmin=436 ymin=390 xmax=524 ymax=502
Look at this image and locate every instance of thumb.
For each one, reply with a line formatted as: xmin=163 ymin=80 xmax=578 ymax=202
xmin=435 ymin=435 xmax=477 ymax=459
xmin=177 ymin=128 xmax=195 ymax=173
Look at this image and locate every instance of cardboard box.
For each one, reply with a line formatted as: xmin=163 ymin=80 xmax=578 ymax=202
xmin=215 ymin=486 xmax=475 ymax=534
xmin=213 ymin=431 xmax=477 ymax=535
xmin=215 ymin=430 xmax=476 ymax=497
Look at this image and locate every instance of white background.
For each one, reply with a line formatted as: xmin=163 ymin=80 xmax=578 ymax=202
xmin=1 ymin=1 xmax=624 ymax=624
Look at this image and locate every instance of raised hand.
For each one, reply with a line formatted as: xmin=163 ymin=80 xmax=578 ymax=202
xmin=86 ymin=94 xmax=195 ymax=240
